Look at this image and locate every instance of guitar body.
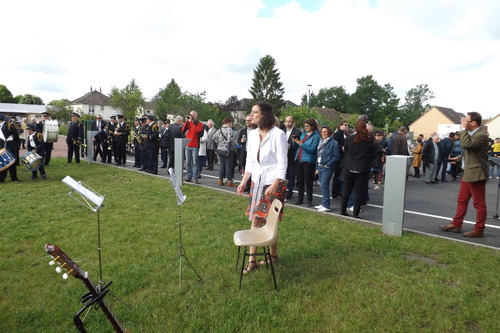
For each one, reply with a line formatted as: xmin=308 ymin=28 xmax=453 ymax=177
xmin=45 ymin=244 xmax=131 ymax=333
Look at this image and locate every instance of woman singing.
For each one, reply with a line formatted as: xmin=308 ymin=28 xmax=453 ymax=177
xmin=237 ymin=102 xmax=288 ymax=274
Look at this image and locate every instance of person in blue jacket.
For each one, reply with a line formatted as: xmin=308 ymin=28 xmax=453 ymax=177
xmin=315 ymin=126 xmax=340 ymax=212
xmin=292 ymin=118 xmax=320 ymax=207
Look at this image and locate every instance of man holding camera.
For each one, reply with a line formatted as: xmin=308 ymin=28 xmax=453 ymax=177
xmin=181 ymin=110 xmax=204 ymax=184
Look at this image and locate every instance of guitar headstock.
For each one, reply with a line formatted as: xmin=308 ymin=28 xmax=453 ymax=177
xmin=45 ymin=244 xmax=88 ymax=280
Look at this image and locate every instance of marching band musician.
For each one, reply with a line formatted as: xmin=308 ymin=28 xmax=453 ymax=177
xmin=37 ymin=112 xmax=54 ymax=166
xmin=138 ymin=116 xmax=148 ymax=171
xmin=26 ymin=123 xmax=47 ymax=180
xmin=107 ymin=115 xmax=117 ymax=163
xmin=114 ymin=114 xmax=130 ymax=166
xmin=0 ymin=113 xmax=21 ymax=183
xmin=132 ymin=117 xmax=142 ymax=168
xmin=142 ymin=114 xmax=160 ymax=174
xmin=93 ymin=123 xmax=110 ymax=163
xmin=66 ymin=112 xmax=84 ymax=163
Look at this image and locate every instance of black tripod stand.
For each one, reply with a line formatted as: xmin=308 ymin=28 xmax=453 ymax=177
xmin=171 ymin=204 xmax=203 ymax=289
xmin=167 ymin=168 xmax=202 ymax=289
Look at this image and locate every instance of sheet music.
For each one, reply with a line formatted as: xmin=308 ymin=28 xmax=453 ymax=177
xmin=62 ymin=176 xmax=105 ymax=209
xmin=168 ymin=168 xmax=186 ymax=205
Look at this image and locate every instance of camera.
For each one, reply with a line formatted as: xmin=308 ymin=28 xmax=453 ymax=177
xmin=186 ymin=115 xmax=191 ymax=120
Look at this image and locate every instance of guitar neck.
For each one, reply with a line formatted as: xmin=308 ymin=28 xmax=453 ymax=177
xmin=81 ymin=278 xmax=129 ymax=333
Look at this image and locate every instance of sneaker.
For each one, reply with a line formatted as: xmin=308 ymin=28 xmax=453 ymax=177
xmin=317 ymin=206 xmax=331 ymax=212
xmin=315 ymin=205 xmax=324 ymax=209
xmin=347 ymin=206 xmax=354 ymax=212
xmin=194 ymin=179 xmax=199 ymax=184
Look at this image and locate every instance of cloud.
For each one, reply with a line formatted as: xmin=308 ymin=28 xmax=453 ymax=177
xmin=0 ymin=0 xmax=498 ymax=119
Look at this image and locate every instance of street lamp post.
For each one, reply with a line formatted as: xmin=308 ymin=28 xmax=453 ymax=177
xmin=307 ymin=84 xmax=312 ymax=118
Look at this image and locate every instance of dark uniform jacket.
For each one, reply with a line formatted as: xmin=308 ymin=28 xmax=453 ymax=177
xmin=145 ymin=122 xmax=160 ymax=149
xmin=66 ymin=121 xmax=84 ymax=143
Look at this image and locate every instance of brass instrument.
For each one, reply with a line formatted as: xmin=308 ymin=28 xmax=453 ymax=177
xmin=132 ymin=131 xmax=142 ymax=144
xmin=72 ymin=139 xmax=87 ymax=149
xmin=106 ymin=135 xmax=113 ymax=150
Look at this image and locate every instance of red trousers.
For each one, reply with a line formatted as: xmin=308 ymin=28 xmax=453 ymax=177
xmin=452 ymin=179 xmax=487 ymax=231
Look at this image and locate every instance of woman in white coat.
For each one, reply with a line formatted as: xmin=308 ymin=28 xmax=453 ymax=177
xmin=237 ymin=102 xmax=288 ymax=274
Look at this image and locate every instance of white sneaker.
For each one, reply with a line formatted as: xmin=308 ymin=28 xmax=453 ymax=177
xmin=317 ymin=206 xmax=331 ymax=212
xmin=347 ymin=206 xmax=354 ymax=212
xmin=315 ymin=205 xmax=324 ymax=209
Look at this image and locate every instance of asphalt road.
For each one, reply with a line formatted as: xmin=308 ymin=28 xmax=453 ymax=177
xmin=102 ymin=154 xmax=500 ymax=250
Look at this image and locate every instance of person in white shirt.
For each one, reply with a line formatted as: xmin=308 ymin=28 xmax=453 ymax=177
xmin=237 ymin=102 xmax=288 ymax=274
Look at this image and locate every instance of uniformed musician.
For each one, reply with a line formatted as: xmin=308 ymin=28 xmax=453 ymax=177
xmin=0 ymin=113 xmax=21 ymax=182
xmin=107 ymin=115 xmax=117 ymax=163
xmin=114 ymin=114 xmax=130 ymax=166
xmin=26 ymin=123 xmax=47 ymax=180
xmin=66 ymin=112 xmax=84 ymax=163
xmin=142 ymin=114 xmax=160 ymax=174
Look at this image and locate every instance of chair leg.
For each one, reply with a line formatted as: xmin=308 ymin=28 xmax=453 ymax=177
xmin=235 ymin=246 xmax=241 ymax=272
xmin=239 ymin=246 xmax=247 ymax=289
xmin=262 ymin=246 xmax=269 ymax=269
xmin=267 ymin=246 xmax=278 ymax=291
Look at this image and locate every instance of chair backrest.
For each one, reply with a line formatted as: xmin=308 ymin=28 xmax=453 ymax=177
xmin=262 ymin=199 xmax=282 ymax=244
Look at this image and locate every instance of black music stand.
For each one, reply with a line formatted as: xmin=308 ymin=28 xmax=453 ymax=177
xmin=489 ymin=157 xmax=500 ymax=219
xmin=167 ymin=168 xmax=202 ymax=290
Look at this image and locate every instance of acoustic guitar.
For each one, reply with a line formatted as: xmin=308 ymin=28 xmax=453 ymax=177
xmin=45 ymin=244 xmax=131 ymax=333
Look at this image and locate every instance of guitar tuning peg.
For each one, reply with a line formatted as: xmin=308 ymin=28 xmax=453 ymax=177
xmin=62 ymin=273 xmax=69 ymax=280
xmin=49 ymin=256 xmax=60 ymax=266
xmin=56 ymin=266 xmax=62 ymax=273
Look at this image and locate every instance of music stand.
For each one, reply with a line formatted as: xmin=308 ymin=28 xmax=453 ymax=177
xmin=488 ymin=157 xmax=500 ymax=219
xmin=167 ymin=168 xmax=202 ymax=290
xmin=62 ymin=175 xmax=106 ymax=286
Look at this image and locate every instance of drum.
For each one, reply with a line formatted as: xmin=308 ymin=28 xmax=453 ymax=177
xmin=0 ymin=148 xmax=16 ymax=172
xmin=22 ymin=151 xmax=43 ymax=172
xmin=43 ymin=120 xmax=59 ymax=143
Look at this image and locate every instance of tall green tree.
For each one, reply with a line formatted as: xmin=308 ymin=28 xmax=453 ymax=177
xmin=0 ymin=84 xmax=16 ymax=103
xmin=347 ymin=75 xmax=399 ymax=127
xmin=18 ymin=94 xmax=44 ymax=105
xmin=248 ymin=55 xmax=285 ymax=116
xmin=399 ymin=84 xmax=435 ymax=126
xmin=209 ymin=95 xmax=242 ymax=127
xmin=302 ymin=86 xmax=350 ymax=112
xmin=47 ymin=99 xmax=72 ymax=122
xmin=153 ymin=78 xmax=183 ymax=120
xmin=110 ymin=78 xmax=145 ymax=120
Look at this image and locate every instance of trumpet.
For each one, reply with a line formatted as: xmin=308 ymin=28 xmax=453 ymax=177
xmin=73 ymin=139 xmax=87 ymax=149
xmin=132 ymin=131 xmax=142 ymax=144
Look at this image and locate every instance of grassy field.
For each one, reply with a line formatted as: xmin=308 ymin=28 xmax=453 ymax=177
xmin=1 ymin=158 xmax=499 ymax=332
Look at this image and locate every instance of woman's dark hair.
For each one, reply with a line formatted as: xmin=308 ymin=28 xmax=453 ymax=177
xmin=223 ymin=118 xmax=233 ymax=125
xmin=255 ymin=102 xmax=275 ymax=130
xmin=354 ymin=120 xmax=371 ymax=143
xmin=304 ymin=118 xmax=318 ymax=132
xmin=337 ymin=120 xmax=348 ymax=130
xmin=321 ymin=126 xmax=333 ymax=137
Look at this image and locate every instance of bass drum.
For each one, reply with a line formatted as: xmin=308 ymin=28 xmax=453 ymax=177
xmin=43 ymin=119 xmax=59 ymax=143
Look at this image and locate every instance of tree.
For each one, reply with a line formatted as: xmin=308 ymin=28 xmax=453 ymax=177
xmin=0 ymin=84 xmax=16 ymax=103
xmin=18 ymin=94 xmax=44 ymax=105
xmin=347 ymin=75 xmax=399 ymax=128
xmin=109 ymin=78 xmax=145 ymax=120
xmin=47 ymin=99 xmax=72 ymax=122
xmin=248 ymin=55 xmax=285 ymax=116
xmin=399 ymin=84 xmax=435 ymax=126
xmin=280 ymin=105 xmax=332 ymax=130
xmin=153 ymin=79 xmax=183 ymax=120
xmin=301 ymin=86 xmax=350 ymax=112
xmin=209 ymin=95 xmax=242 ymax=127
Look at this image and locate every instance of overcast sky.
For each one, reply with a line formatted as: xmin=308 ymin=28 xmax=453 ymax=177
xmin=1 ymin=0 xmax=499 ymax=119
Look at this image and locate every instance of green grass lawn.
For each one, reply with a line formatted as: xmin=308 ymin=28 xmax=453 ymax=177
xmin=1 ymin=158 xmax=499 ymax=332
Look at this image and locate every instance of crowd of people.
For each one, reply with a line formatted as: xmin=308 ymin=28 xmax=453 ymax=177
xmin=0 ymin=108 xmax=493 ymax=240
